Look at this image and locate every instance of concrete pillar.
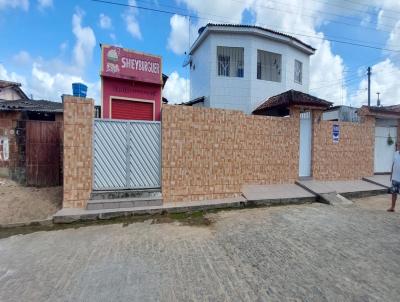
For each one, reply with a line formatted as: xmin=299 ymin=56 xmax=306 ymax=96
xmin=62 ymin=95 xmax=94 ymax=208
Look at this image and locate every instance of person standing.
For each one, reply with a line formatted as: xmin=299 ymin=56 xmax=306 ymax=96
xmin=388 ymin=143 xmax=400 ymax=212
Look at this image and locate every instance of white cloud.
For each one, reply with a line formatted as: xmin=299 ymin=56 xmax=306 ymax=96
xmin=386 ymin=19 xmax=400 ymax=59
xmin=250 ymin=0 xmax=349 ymax=104
xmin=178 ymin=0 xmax=252 ymax=23
xmin=350 ymin=59 xmax=400 ymax=107
xmin=110 ymin=33 xmax=116 ymax=41
xmin=172 ymin=0 xmax=349 ymax=105
xmin=123 ymin=0 xmax=142 ymax=39
xmin=99 ymin=13 xmax=112 ymax=29
xmin=72 ymin=9 xmax=96 ymax=69
xmin=37 ymin=0 xmax=52 ymax=9
xmin=163 ymin=71 xmax=190 ymax=104
xmin=30 ymin=63 xmax=100 ymax=102
xmin=309 ymin=38 xmax=348 ymax=104
xmin=167 ymin=15 xmax=193 ymax=55
xmin=60 ymin=41 xmax=68 ymax=53
xmin=0 ymin=63 xmax=99 ymax=102
xmin=171 ymin=0 xmax=400 ymax=106
xmin=0 ymin=64 xmax=26 ymax=85
xmin=376 ymin=1 xmax=400 ymax=30
xmin=0 ymin=8 xmax=100 ymax=103
xmin=0 ymin=0 xmax=29 ymax=10
xmin=12 ymin=50 xmax=32 ymax=65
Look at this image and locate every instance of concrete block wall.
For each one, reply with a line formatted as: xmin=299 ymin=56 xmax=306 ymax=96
xmin=63 ymin=96 xmax=93 ymax=208
xmin=312 ymin=112 xmax=375 ymax=180
xmin=162 ymin=105 xmax=299 ymax=202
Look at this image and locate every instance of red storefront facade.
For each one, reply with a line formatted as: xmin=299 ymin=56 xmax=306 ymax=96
xmin=100 ymin=44 xmax=163 ymax=121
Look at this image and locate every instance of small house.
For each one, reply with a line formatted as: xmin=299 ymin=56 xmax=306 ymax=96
xmin=0 ymin=80 xmax=28 ymax=101
xmin=0 ymin=84 xmax=63 ymax=185
xmin=186 ymin=24 xmax=315 ymax=113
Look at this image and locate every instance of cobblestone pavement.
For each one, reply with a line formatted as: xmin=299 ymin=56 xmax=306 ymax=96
xmin=0 ymin=198 xmax=399 ymax=302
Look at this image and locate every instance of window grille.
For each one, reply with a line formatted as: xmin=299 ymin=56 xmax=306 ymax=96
xmin=294 ymin=60 xmax=303 ymax=84
xmin=257 ymin=50 xmax=281 ymax=82
xmin=217 ymin=46 xmax=244 ymax=78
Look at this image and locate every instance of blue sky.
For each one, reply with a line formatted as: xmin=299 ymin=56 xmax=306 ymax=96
xmin=0 ymin=0 xmax=399 ymax=106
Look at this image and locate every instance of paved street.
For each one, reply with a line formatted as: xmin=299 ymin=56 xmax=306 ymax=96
xmin=0 ymin=196 xmax=399 ymax=302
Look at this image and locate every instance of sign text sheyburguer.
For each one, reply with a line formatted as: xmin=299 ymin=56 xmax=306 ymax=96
xmin=121 ymin=58 xmax=160 ymax=74
xmin=101 ymin=45 xmax=162 ymax=85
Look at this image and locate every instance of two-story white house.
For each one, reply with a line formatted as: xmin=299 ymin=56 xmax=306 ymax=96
xmin=187 ymin=24 xmax=316 ymax=114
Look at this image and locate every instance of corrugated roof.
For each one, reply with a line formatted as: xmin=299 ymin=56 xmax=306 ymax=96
xmin=0 ymin=80 xmax=21 ymax=88
xmin=203 ymin=23 xmax=316 ymax=51
xmin=253 ymin=90 xmax=332 ymax=114
xmin=0 ymin=99 xmax=63 ymax=113
xmin=382 ymin=104 xmax=400 ymax=113
xmin=362 ymin=105 xmax=400 ymax=116
xmin=181 ymin=96 xmax=205 ymax=106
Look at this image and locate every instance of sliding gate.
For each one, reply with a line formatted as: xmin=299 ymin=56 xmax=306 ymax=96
xmin=93 ymin=119 xmax=161 ymax=190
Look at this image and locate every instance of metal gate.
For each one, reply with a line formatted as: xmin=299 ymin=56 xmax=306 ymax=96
xmin=374 ymin=126 xmax=397 ymax=173
xmin=299 ymin=111 xmax=312 ymax=177
xmin=93 ymin=119 xmax=161 ymax=190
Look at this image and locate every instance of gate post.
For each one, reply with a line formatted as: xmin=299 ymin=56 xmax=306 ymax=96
xmin=63 ymin=95 xmax=94 ymax=208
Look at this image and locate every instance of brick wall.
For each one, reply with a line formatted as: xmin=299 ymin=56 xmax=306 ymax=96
xmin=63 ymin=96 xmax=93 ymax=208
xmin=312 ymin=113 xmax=375 ymax=180
xmin=162 ymin=105 xmax=299 ymax=202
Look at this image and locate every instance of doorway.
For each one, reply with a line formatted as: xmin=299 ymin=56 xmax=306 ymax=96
xmin=299 ymin=111 xmax=312 ymax=177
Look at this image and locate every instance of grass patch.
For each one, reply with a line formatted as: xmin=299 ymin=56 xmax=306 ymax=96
xmin=0 ymin=210 xmax=213 ymax=239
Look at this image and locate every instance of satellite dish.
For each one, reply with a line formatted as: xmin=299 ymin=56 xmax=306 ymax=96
xmin=182 ymin=54 xmax=192 ymax=67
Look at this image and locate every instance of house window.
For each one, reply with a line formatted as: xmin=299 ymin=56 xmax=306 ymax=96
xmin=217 ymin=46 xmax=244 ymax=78
xmin=257 ymin=50 xmax=281 ymax=82
xmin=294 ymin=60 xmax=303 ymax=84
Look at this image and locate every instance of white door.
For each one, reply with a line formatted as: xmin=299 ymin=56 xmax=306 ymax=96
xmin=299 ymin=111 xmax=312 ymax=177
xmin=374 ymin=126 xmax=397 ymax=173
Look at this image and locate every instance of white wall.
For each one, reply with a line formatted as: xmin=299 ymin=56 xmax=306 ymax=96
xmin=0 ymin=87 xmax=22 ymax=101
xmin=190 ymin=32 xmax=311 ymax=114
xmin=190 ymin=37 xmax=211 ymax=108
xmin=208 ymin=33 xmax=252 ymax=113
xmin=251 ymin=37 xmax=310 ymax=111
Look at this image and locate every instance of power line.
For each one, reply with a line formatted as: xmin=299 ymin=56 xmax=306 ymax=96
xmin=93 ymin=0 xmax=400 ymax=101
xmin=229 ymin=0 xmax=397 ymax=33
xmin=142 ymin=0 xmax=397 ymax=35
xmin=296 ymin=0 xmax=400 ymax=22
xmin=311 ymin=65 xmax=400 ymax=104
xmin=310 ymin=56 xmax=400 ymax=90
xmin=310 ymin=76 xmax=364 ymax=91
xmin=341 ymin=0 xmax=400 ymax=17
xmin=91 ymin=0 xmax=400 ymax=53
xmin=226 ymin=0 xmax=400 ymax=23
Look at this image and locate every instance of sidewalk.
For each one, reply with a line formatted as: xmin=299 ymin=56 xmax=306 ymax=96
xmin=53 ymin=178 xmax=387 ymax=224
xmin=296 ymin=179 xmax=386 ymax=198
xmin=363 ymin=174 xmax=391 ymax=188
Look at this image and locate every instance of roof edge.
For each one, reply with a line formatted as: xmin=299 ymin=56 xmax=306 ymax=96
xmin=190 ymin=24 xmax=316 ymax=55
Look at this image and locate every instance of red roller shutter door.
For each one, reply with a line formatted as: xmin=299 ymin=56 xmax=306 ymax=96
xmin=111 ymin=99 xmax=154 ymax=121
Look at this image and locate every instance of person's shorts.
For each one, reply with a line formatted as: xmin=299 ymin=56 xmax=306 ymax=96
xmin=389 ymin=180 xmax=400 ymax=194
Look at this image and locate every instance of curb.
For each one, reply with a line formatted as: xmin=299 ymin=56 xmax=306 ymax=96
xmin=0 ymin=218 xmax=53 ymax=229
xmin=362 ymin=177 xmax=390 ymax=189
xmin=52 ymin=196 xmax=318 ymax=224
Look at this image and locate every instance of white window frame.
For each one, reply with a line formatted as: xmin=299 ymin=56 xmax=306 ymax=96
xmin=256 ymin=49 xmax=282 ymax=82
xmin=294 ymin=60 xmax=303 ymax=84
xmin=217 ymin=46 xmax=244 ymax=78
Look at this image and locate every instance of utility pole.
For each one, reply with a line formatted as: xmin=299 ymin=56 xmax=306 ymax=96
xmin=367 ymin=67 xmax=371 ymax=107
xmin=376 ymin=92 xmax=380 ymax=107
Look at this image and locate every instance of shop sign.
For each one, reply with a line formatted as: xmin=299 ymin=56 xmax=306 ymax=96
xmin=102 ymin=45 xmax=162 ymax=84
